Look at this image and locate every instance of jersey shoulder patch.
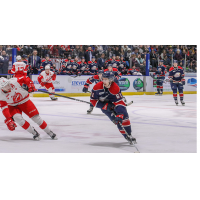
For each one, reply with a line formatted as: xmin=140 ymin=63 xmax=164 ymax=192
xmin=109 ymin=82 xmax=120 ymax=95
xmin=104 ymin=69 xmax=108 ymax=72
xmin=93 ymin=82 xmax=104 ymax=91
xmin=88 ymin=61 xmax=92 ymax=64
xmin=169 ymin=67 xmax=174 ymax=72
xmin=178 ymin=66 xmax=183 ymax=69
xmin=113 ymin=68 xmax=118 ymax=71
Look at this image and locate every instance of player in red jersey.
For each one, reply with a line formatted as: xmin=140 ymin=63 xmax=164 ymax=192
xmin=0 ymin=76 xmax=57 ymax=140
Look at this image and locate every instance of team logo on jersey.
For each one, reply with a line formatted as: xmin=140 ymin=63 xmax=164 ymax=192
xmin=174 ymin=72 xmax=181 ymax=77
xmin=13 ymin=92 xmax=23 ymax=102
xmin=118 ymin=78 xmax=130 ymax=91
xmin=187 ymin=78 xmax=197 ymax=87
xmin=133 ymin=78 xmax=143 ymax=90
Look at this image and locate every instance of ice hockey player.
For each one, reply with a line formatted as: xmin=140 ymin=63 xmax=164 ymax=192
xmin=90 ymin=71 xmax=136 ymax=144
xmin=82 ymin=70 xmax=104 ymax=114
xmin=118 ymin=55 xmax=127 ymax=74
xmin=78 ymin=57 xmax=89 ymax=75
xmin=153 ymin=60 xmax=166 ymax=95
xmin=168 ymin=60 xmax=185 ymax=106
xmin=41 ymin=54 xmax=53 ymax=72
xmin=0 ymin=76 xmax=57 ymax=140
xmin=127 ymin=65 xmax=142 ymax=75
xmin=38 ymin=64 xmax=58 ymax=101
xmin=71 ymin=56 xmax=79 ymax=75
xmin=10 ymin=55 xmax=29 ymax=77
xmin=61 ymin=60 xmax=72 ymax=75
xmin=88 ymin=56 xmax=98 ymax=75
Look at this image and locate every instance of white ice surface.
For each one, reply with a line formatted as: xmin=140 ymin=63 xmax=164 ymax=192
xmin=0 ymin=94 xmax=196 ymax=153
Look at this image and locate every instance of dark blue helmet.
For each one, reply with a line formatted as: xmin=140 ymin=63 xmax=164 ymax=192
xmin=102 ymin=71 xmax=114 ymax=82
xmin=159 ymin=60 xmax=163 ymax=62
xmin=68 ymin=54 xmax=71 ymax=57
xmin=98 ymin=70 xmax=104 ymax=74
xmin=173 ymin=60 xmax=178 ymax=63
xmin=92 ymin=56 xmax=95 ymax=59
xmin=45 ymin=54 xmax=50 ymax=58
xmin=22 ymin=54 xmax=27 ymax=58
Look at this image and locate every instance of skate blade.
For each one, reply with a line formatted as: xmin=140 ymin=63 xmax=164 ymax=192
xmin=34 ymin=136 xmax=40 ymax=141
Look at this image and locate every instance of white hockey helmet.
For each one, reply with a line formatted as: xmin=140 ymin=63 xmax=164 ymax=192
xmin=45 ymin=64 xmax=50 ymax=70
xmin=16 ymin=55 xmax=22 ymax=61
xmin=0 ymin=77 xmax=10 ymax=89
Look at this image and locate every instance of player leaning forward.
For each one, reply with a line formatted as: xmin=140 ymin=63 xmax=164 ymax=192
xmin=90 ymin=71 xmax=136 ymax=144
xmin=38 ymin=64 xmax=57 ymax=100
xmin=0 ymin=76 xmax=57 ymax=140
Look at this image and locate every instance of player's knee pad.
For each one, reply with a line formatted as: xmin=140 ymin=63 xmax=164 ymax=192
xmin=48 ymin=87 xmax=54 ymax=93
xmin=31 ymin=114 xmax=43 ymax=126
xmin=13 ymin=113 xmax=25 ymax=126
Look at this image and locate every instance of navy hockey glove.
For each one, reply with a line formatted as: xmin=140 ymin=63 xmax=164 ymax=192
xmin=102 ymin=102 xmax=115 ymax=112
xmin=113 ymin=114 xmax=124 ymax=125
xmin=82 ymin=84 xmax=89 ymax=93
xmin=181 ymin=79 xmax=185 ymax=85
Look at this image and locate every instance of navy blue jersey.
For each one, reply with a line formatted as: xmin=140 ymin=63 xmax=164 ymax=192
xmin=71 ymin=61 xmax=79 ymax=75
xmin=78 ymin=61 xmax=89 ymax=75
xmin=61 ymin=62 xmax=72 ymax=75
xmin=90 ymin=81 xmax=126 ymax=114
xmin=154 ymin=65 xmax=166 ymax=79
xmin=169 ymin=67 xmax=185 ymax=82
xmin=88 ymin=61 xmax=98 ymax=75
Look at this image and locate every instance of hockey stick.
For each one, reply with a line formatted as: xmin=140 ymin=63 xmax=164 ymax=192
xmin=39 ymin=76 xmax=53 ymax=89
xmin=36 ymin=89 xmax=91 ymax=104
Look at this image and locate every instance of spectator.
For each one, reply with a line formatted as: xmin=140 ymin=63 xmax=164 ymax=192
xmin=93 ymin=46 xmax=99 ymax=58
xmin=23 ymin=45 xmax=33 ymax=56
xmin=124 ymin=48 xmax=132 ymax=61
xmin=28 ymin=50 xmax=41 ymax=74
xmin=105 ymin=47 xmax=113 ymax=59
xmin=51 ymin=46 xmax=59 ymax=58
xmin=97 ymin=53 xmax=105 ymax=70
xmin=113 ymin=46 xmax=121 ymax=56
xmin=150 ymin=49 xmax=157 ymax=68
xmin=97 ymin=45 xmax=104 ymax=54
xmin=0 ymin=51 xmax=9 ymax=74
xmin=78 ymin=46 xmax=85 ymax=58
xmin=84 ymin=46 xmax=94 ymax=63
xmin=174 ymin=49 xmax=183 ymax=64
xmin=136 ymin=53 xmax=144 ymax=65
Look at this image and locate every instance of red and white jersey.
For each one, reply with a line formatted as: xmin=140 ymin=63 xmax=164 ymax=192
xmin=0 ymin=77 xmax=30 ymax=107
xmin=38 ymin=71 xmax=56 ymax=84
xmin=11 ymin=61 xmax=28 ymax=77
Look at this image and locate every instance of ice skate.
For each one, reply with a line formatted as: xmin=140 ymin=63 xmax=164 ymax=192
xmin=175 ymin=100 xmax=178 ymax=106
xmin=87 ymin=106 xmax=94 ymax=114
xmin=50 ymin=96 xmax=58 ymax=101
xmin=33 ymin=128 xmax=40 ymax=141
xmin=181 ymin=100 xmax=185 ymax=106
xmin=47 ymin=131 xmax=57 ymax=140
xmin=155 ymin=91 xmax=160 ymax=96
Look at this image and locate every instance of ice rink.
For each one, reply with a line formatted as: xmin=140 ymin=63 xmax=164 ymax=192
xmin=0 ymin=94 xmax=197 ymax=153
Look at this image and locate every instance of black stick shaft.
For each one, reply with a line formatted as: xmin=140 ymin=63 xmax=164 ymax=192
xmin=37 ymin=89 xmax=91 ymax=104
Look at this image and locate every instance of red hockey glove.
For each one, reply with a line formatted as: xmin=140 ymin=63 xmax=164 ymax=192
xmin=41 ymin=82 xmax=45 ymax=87
xmin=5 ymin=118 xmax=17 ymax=131
xmin=28 ymin=83 xmax=37 ymax=93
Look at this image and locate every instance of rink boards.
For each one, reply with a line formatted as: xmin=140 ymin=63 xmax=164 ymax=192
xmin=31 ymin=75 xmax=197 ymax=97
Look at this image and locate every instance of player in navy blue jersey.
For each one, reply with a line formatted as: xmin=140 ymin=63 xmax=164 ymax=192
xmin=153 ymin=60 xmax=166 ymax=95
xmin=78 ymin=57 xmax=89 ymax=75
xmin=88 ymin=56 xmax=98 ymax=75
xmin=82 ymin=70 xmax=104 ymax=114
xmin=41 ymin=55 xmax=53 ymax=72
xmin=168 ymin=60 xmax=185 ymax=106
xmin=90 ymin=71 xmax=136 ymax=144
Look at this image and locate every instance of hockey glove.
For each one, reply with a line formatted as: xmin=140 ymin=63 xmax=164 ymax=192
xmin=28 ymin=83 xmax=37 ymax=93
xmin=5 ymin=118 xmax=17 ymax=131
xmin=102 ymin=102 xmax=115 ymax=112
xmin=113 ymin=114 xmax=124 ymax=125
xmin=82 ymin=84 xmax=89 ymax=93
xmin=181 ymin=79 xmax=185 ymax=85
xmin=41 ymin=82 xmax=45 ymax=87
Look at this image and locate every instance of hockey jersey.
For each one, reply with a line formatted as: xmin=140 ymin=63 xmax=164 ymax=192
xmin=88 ymin=61 xmax=98 ymax=75
xmin=38 ymin=71 xmax=56 ymax=84
xmin=168 ymin=67 xmax=185 ymax=83
xmin=11 ymin=61 xmax=28 ymax=77
xmin=0 ymin=76 xmax=33 ymax=120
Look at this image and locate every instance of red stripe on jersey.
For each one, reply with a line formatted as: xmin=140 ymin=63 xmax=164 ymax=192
xmin=113 ymin=100 xmax=126 ymax=107
xmin=86 ymin=78 xmax=92 ymax=84
xmin=173 ymin=94 xmax=177 ymax=97
xmin=109 ymin=82 xmax=120 ymax=95
xmin=22 ymin=121 xmax=30 ymax=130
xmin=157 ymin=86 xmax=160 ymax=88
xmin=93 ymin=82 xmax=104 ymax=91
xmin=160 ymin=86 xmax=163 ymax=89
